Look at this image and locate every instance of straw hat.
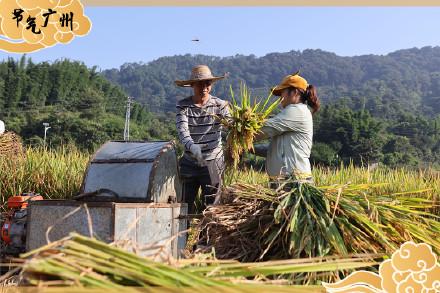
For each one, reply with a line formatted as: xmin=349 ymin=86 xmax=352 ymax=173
xmin=175 ymin=65 xmax=227 ymax=87
xmin=272 ymin=71 xmax=308 ymax=96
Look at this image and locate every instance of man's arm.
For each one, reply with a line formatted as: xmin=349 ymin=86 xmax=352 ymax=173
xmin=219 ymin=100 xmax=232 ymax=123
xmin=176 ymin=104 xmax=205 ymax=164
xmin=176 ymin=104 xmax=194 ymax=152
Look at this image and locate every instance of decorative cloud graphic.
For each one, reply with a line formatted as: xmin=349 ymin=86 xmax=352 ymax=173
xmin=323 ymin=241 xmax=440 ymax=293
xmin=392 ymin=242 xmax=437 ymax=273
xmin=0 ymin=0 xmax=91 ymax=53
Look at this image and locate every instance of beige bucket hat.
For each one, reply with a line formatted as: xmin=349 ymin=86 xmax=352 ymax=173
xmin=175 ymin=65 xmax=227 ymax=87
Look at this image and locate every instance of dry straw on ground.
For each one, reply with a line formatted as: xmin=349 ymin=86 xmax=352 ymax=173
xmin=197 ymin=180 xmax=440 ymax=271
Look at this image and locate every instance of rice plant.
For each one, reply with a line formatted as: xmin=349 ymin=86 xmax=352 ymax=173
xmin=0 ymin=146 xmax=89 ymax=208
xmin=197 ymin=180 xmax=440 ymax=263
xmin=314 ymin=163 xmax=440 ymax=201
xmin=221 ymin=84 xmax=279 ymax=168
xmin=1 ymin=146 xmax=439 ymax=289
xmin=225 ymin=164 xmax=439 ymax=205
xmin=13 ymin=233 xmax=378 ymax=288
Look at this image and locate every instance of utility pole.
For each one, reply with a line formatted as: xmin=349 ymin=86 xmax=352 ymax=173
xmin=124 ymin=96 xmax=133 ymax=141
xmin=43 ymin=122 xmax=51 ymax=147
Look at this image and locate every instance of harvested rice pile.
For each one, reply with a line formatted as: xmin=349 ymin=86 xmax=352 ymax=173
xmin=0 ymin=131 xmax=24 ymax=158
xmin=197 ymin=180 xmax=440 ymax=262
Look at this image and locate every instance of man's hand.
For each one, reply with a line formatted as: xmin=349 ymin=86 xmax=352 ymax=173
xmin=190 ymin=144 xmax=206 ymax=166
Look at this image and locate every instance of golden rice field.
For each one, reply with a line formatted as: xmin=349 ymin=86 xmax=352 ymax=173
xmin=1 ymin=147 xmax=439 ymax=290
xmin=0 ymin=147 xmax=89 ymax=207
xmin=225 ymin=162 xmax=439 ymax=200
xmin=1 ymin=147 xmax=439 ymax=208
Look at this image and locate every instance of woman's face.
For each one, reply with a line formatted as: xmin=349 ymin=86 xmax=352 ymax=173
xmin=192 ymin=80 xmax=212 ymax=98
xmin=280 ymin=88 xmax=292 ymax=108
xmin=280 ymin=88 xmax=300 ymax=108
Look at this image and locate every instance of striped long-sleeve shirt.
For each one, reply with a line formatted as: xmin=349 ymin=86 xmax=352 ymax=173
xmin=176 ymin=95 xmax=231 ymax=161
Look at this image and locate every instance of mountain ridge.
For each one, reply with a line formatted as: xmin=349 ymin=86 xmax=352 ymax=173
xmin=102 ymin=46 xmax=440 ymax=117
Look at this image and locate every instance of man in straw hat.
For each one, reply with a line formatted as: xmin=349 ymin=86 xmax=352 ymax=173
xmin=254 ymin=71 xmax=321 ymax=185
xmin=175 ymin=65 xmax=230 ymax=214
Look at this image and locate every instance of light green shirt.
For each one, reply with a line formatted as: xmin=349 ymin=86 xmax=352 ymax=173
xmin=259 ymin=103 xmax=313 ymax=178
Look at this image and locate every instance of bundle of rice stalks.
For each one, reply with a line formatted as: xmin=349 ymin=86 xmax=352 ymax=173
xmin=197 ymin=181 xmax=440 ymax=263
xmin=221 ymin=84 xmax=279 ymax=168
xmin=9 ymin=233 xmax=377 ymax=289
xmin=0 ymin=131 xmax=23 ymax=158
xmin=18 ymin=234 xmax=226 ymax=288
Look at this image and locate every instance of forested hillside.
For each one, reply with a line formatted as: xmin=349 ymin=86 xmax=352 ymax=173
xmin=1 ymin=48 xmax=439 ymax=168
xmin=103 ymin=46 xmax=440 ymax=117
xmin=102 ymin=47 xmax=440 ymax=168
xmin=0 ymin=56 xmax=175 ymax=150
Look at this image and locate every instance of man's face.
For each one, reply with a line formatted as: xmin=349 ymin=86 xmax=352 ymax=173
xmin=192 ymin=80 xmax=213 ymax=98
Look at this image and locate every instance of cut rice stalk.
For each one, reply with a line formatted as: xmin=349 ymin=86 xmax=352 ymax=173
xmin=197 ymin=180 xmax=440 ymax=266
xmin=220 ymin=83 xmax=279 ymax=168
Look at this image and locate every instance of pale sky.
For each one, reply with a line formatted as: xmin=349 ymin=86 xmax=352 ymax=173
xmin=1 ymin=7 xmax=440 ymax=69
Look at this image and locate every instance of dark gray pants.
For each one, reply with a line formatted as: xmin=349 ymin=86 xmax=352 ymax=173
xmin=179 ymin=155 xmax=225 ymax=215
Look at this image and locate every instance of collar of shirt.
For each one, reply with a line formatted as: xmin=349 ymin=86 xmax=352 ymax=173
xmin=191 ymin=94 xmax=213 ymax=108
xmin=284 ymin=103 xmax=306 ymax=109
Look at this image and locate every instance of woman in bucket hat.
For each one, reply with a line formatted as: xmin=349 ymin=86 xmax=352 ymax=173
xmin=175 ymin=65 xmax=230 ymax=215
xmin=255 ymin=71 xmax=321 ymax=184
